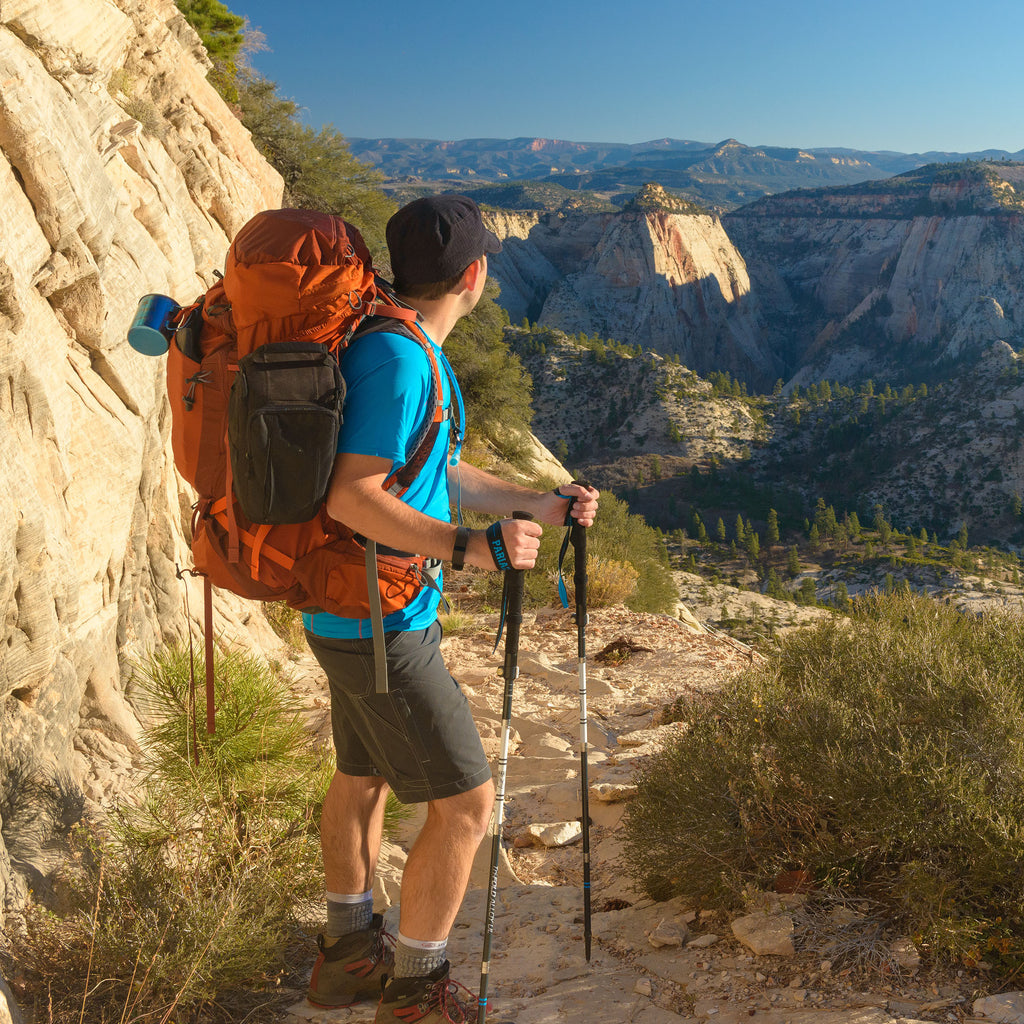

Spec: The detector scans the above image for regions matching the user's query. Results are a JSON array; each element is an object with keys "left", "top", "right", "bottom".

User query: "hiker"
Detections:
[{"left": 303, "top": 194, "right": 599, "bottom": 1021}]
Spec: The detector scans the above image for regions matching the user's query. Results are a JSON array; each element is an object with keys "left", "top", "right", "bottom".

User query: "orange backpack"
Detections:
[{"left": 164, "top": 208, "right": 459, "bottom": 709}]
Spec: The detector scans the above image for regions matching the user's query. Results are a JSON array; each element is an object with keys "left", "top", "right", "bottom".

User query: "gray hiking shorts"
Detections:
[{"left": 305, "top": 621, "right": 493, "bottom": 803}]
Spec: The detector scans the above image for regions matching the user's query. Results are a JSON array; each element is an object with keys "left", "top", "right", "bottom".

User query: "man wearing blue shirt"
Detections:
[{"left": 304, "top": 195, "right": 598, "bottom": 1022}]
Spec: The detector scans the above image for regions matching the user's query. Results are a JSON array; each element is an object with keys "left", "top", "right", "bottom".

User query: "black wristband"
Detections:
[
  {"left": 451, "top": 526, "right": 470, "bottom": 571},
  {"left": 485, "top": 521, "right": 511, "bottom": 570}
]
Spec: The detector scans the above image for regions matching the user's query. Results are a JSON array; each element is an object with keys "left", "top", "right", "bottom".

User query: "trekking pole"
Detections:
[
  {"left": 570, "top": 504, "right": 593, "bottom": 961},
  {"left": 478, "top": 512, "right": 531, "bottom": 1024}
]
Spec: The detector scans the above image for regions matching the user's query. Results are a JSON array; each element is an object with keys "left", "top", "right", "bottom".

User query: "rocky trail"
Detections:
[{"left": 275, "top": 608, "right": 1007, "bottom": 1024}]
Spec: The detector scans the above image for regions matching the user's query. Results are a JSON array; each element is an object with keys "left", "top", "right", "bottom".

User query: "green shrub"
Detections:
[
  {"left": 624, "top": 592, "right": 1024, "bottom": 973},
  {"left": 5, "top": 646, "right": 406, "bottom": 1022}
]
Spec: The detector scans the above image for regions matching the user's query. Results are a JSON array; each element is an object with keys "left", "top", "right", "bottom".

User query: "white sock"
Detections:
[{"left": 394, "top": 931, "right": 447, "bottom": 978}]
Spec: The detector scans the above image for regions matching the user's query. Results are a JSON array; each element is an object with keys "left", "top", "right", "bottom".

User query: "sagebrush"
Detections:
[{"left": 624, "top": 592, "right": 1024, "bottom": 973}]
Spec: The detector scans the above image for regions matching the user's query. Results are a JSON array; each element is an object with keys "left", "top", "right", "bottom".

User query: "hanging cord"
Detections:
[{"left": 175, "top": 564, "right": 205, "bottom": 766}]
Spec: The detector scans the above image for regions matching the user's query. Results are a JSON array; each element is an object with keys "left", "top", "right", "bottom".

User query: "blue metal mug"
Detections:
[{"left": 128, "top": 293, "right": 180, "bottom": 355}]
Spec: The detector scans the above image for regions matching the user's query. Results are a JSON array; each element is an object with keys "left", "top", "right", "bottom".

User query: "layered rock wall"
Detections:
[
  {"left": 486, "top": 206, "right": 780, "bottom": 388},
  {"left": 0, "top": 0, "right": 282, "bottom": 925},
  {"left": 726, "top": 180, "right": 1024, "bottom": 381}
]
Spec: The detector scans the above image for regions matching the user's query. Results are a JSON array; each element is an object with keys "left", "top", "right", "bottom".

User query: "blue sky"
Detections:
[{"left": 229, "top": 0, "right": 1024, "bottom": 154}]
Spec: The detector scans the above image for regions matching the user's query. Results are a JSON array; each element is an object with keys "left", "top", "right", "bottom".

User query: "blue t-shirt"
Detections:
[{"left": 303, "top": 328, "right": 463, "bottom": 639}]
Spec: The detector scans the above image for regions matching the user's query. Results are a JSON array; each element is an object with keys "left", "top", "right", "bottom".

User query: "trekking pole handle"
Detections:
[
  {"left": 567, "top": 482, "right": 590, "bottom": 637},
  {"left": 501, "top": 512, "right": 532, "bottom": 693}
]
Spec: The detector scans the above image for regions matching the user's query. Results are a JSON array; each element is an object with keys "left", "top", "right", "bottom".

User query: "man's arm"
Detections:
[
  {"left": 326, "top": 452, "right": 542, "bottom": 570},
  {"left": 449, "top": 461, "right": 599, "bottom": 527}
]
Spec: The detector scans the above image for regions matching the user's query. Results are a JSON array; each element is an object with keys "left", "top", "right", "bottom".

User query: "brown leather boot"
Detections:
[
  {"left": 374, "top": 961, "right": 480, "bottom": 1023},
  {"left": 306, "top": 913, "right": 394, "bottom": 1008}
]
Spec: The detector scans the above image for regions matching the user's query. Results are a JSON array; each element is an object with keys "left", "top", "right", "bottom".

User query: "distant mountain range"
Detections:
[{"left": 348, "top": 136, "right": 1024, "bottom": 212}]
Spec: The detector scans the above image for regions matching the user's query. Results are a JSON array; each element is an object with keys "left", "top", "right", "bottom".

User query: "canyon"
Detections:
[
  {"left": 485, "top": 167, "right": 1024, "bottom": 395},
  {"left": 2, "top": 4, "right": 1024, "bottom": 1019}
]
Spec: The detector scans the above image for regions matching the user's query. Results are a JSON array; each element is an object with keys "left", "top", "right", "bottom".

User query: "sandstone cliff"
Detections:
[
  {"left": 485, "top": 194, "right": 782, "bottom": 390},
  {"left": 725, "top": 164, "right": 1024, "bottom": 384},
  {"left": 0, "top": 0, "right": 283, "bottom": 925}
]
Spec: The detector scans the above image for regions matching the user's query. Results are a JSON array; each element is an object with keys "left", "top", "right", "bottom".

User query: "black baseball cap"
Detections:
[{"left": 387, "top": 194, "right": 502, "bottom": 287}]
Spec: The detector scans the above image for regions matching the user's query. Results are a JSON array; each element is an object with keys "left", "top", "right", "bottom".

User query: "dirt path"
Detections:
[{"left": 282, "top": 608, "right": 993, "bottom": 1024}]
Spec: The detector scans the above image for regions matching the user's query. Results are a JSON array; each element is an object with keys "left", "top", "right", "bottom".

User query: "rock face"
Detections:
[
  {"left": 0, "top": 0, "right": 282, "bottom": 927},
  {"left": 486, "top": 199, "right": 781, "bottom": 389},
  {"left": 725, "top": 165, "right": 1024, "bottom": 383}
]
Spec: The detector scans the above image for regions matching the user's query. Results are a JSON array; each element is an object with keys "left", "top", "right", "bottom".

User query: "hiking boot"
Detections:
[
  {"left": 307, "top": 913, "right": 394, "bottom": 1008},
  {"left": 375, "top": 961, "right": 480, "bottom": 1023}
]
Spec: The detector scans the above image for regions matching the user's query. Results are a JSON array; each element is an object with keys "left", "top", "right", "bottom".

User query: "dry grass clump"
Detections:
[
  {"left": 3, "top": 646, "right": 404, "bottom": 1022},
  {"left": 122, "top": 95, "right": 167, "bottom": 137},
  {"left": 559, "top": 556, "right": 639, "bottom": 609},
  {"left": 264, "top": 599, "right": 307, "bottom": 653},
  {"left": 624, "top": 592, "right": 1024, "bottom": 976}
]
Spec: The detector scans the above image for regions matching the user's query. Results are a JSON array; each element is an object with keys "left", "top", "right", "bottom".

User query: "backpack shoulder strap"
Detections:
[{"left": 350, "top": 317, "right": 463, "bottom": 495}]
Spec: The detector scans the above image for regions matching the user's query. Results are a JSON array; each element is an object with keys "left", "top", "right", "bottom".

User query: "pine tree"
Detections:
[
  {"left": 787, "top": 545, "right": 801, "bottom": 577},
  {"left": 176, "top": 0, "right": 245, "bottom": 64},
  {"left": 716, "top": 518, "right": 727, "bottom": 543},
  {"left": 814, "top": 497, "right": 828, "bottom": 534},
  {"left": 746, "top": 531, "right": 760, "bottom": 560},
  {"left": 767, "top": 508, "right": 780, "bottom": 545},
  {"left": 692, "top": 512, "right": 708, "bottom": 545}
]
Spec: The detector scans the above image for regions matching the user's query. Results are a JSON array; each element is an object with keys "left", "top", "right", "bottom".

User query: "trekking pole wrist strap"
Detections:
[
  {"left": 451, "top": 525, "right": 471, "bottom": 571},
  {"left": 486, "top": 521, "right": 512, "bottom": 570},
  {"left": 553, "top": 485, "right": 575, "bottom": 526}
]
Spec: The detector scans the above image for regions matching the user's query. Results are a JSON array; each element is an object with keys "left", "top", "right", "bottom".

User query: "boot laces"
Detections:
[{"left": 420, "top": 974, "right": 475, "bottom": 1023}]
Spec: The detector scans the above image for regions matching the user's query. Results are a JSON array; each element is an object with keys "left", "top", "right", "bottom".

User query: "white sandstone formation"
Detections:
[
  {"left": 485, "top": 201, "right": 780, "bottom": 389},
  {"left": 726, "top": 171, "right": 1024, "bottom": 382},
  {"left": 0, "top": 0, "right": 282, "bottom": 925}
]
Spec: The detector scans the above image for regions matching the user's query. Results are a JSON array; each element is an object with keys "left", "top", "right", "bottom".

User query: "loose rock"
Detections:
[
  {"left": 648, "top": 919, "right": 688, "bottom": 948},
  {"left": 523, "top": 821, "right": 583, "bottom": 848},
  {"left": 974, "top": 992, "right": 1024, "bottom": 1023},
  {"left": 731, "top": 911, "right": 796, "bottom": 956}
]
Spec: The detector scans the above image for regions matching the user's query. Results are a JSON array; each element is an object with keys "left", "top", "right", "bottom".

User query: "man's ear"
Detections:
[{"left": 463, "top": 255, "right": 485, "bottom": 292}]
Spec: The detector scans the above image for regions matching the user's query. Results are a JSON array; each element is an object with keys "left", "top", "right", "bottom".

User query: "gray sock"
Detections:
[
  {"left": 326, "top": 890, "right": 374, "bottom": 938},
  {"left": 393, "top": 931, "right": 448, "bottom": 978}
]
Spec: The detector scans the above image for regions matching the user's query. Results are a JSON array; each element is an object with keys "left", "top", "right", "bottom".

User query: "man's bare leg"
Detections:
[
  {"left": 321, "top": 769, "right": 391, "bottom": 894},
  {"left": 397, "top": 778, "right": 495, "bottom": 941}
]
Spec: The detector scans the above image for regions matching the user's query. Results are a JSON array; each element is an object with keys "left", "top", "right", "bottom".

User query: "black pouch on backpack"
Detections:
[{"left": 228, "top": 341, "right": 345, "bottom": 524}]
